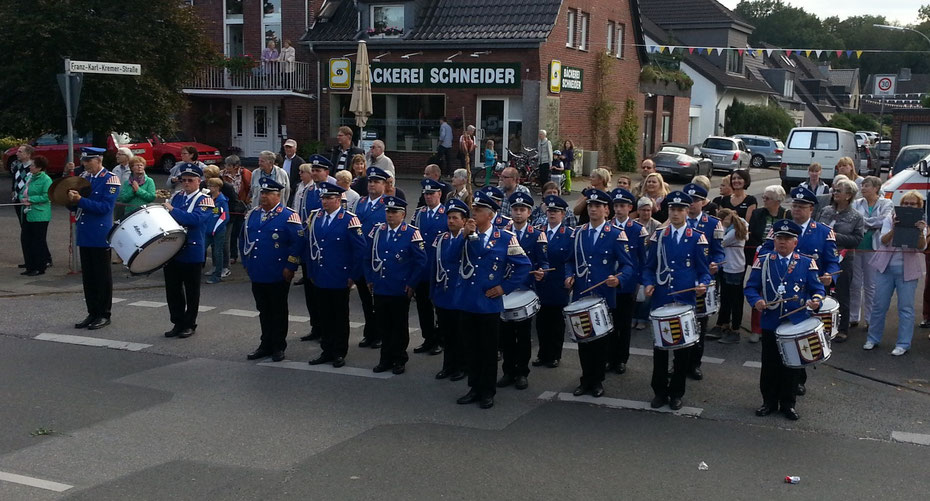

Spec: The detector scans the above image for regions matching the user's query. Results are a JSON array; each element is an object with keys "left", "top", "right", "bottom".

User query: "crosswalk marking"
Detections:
[
  {"left": 128, "top": 300, "right": 167, "bottom": 308},
  {"left": 538, "top": 391, "right": 703, "bottom": 417},
  {"left": 743, "top": 361, "right": 762, "bottom": 368},
  {"left": 111, "top": 297, "right": 127, "bottom": 304},
  {"left": 198, "top": 306, "right": 216, "bottom": 312},
  {"left": 891, "top": 431, "right": 930, "bottom": 446},
  {"left": 561, "top": 343, "right": 724, "bottom": 364},
  {"left": 0, "top": 470, "right": 73, "bottom": 492},
  {"left": 258, "top": 361, "right": 394, "bottom": 379},
  {"left": 288, "top": 315, "right": 311, "bottom": 323},
  {"left": 220, "top": 309, "right": 260, "bottom": 318},
  {"left": 35, "top": 333, "right": 151, "bottom": 352}
]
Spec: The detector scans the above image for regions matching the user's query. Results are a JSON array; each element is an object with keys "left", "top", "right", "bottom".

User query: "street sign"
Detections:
[
  {"left": 874, "top": 74, "right": 896, "bottom": 96},
  {"left": 69, "top": 60, "right": 141, "bottom": 75}
]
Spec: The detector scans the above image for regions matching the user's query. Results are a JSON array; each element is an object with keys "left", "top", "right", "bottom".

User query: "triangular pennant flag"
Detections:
[
  {"left": 715, "top": 47, "right": 723, "bottom": 56},
  {"left": 688, "top": 47, "right": 695, "bottom": 54},
  {"left": 648, "top": 45, "right": 656, "bottom": 53},
  {"left": 815, "top": 50, "right": 823, "bottom": 58},
  {"left": 855, "top": 50, "right": 863, "bottom": 58},
  {"left": 705, "top": 47, "right": 712, "bottom": 54},
  {"left": 803, "top": 50, "right": 812, "bottom": 57},
  {"left": 659, "top": 46, "right": 667, "bottom": 53},
  {"left": 846, "top": 50, "right": 853, "bottom": 57},
  {"left": 835, "top": 50, "right": 843, "bottom": 57},
  {"left": 765, "top": 49, "right": 774, "bottom": 57},
  {"left": 738, "top": 49, "right": 745, "bottom": 56},
  {"left": 786, "top": 50, "right": 793, "bottom": 56},
  {"left": 755, "top": 49, "right": 764, "bottom": 57}
]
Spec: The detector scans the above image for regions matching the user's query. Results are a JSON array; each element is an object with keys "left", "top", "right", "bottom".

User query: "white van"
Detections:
[{"left": 779, "top": 127, "right": 859, "bottom": 188}]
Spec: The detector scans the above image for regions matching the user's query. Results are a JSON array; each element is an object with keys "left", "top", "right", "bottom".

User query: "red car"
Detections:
[
  {"left": 150, "top": 132, "right": 222, "bottom": 173},
  {"left": 3, "top": 131, "right": 153, "bottom": 176}
]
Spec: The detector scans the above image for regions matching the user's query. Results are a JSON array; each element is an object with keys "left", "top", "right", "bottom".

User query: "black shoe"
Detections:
[
  {"left": 413, "top": 343, "right": 433, "bottom": 354},
  {"left": 75, "top": 315, "right": 94, "bottom": 329},
  {"left": 270, "top": 351, "right": 285, "bottom": 362},
  {"left": 514, "top": 375, "right": 528, "bottom": 390},
  {"left": 479, "top": 396, "right": 494, "bottom": 409},
  {"left": 650, "top": 395, "right": 668, "bottom": 409},
  {"left": 496, "top": 374, "right": 516, "bottom": 388},
  {"left": 247, "top": 349, "right": 271, "bottom": 360},
  {"left": 782, "top": 407, "right": 800, "bottom": 421},
  {"left": 689, "top": 367, "right": 704, "bottom": 380},
  {"left": 572, "top": 385, "right": 588, "bottom": 397},
  {"left": 546, "top": 360, "right": 560, "bottom": 368},
  {"left": 605, "top": 362, "right": 615, "bottom": 372},
  {"left": 372, "top": 363, "right": 391, "bottom": 373},
  {"left": 300, "top": 331, "right": 321, "bottom": 342},
  {"left": 392, "top": 364, "right": 406, "bottom": 375},
  {"left": 449, "top": 371, "right": 466, "bottom": 381},
  {"left": 87, "top": 317, "right": 110, "bottom": 330},
  {"left": 669, "top": 398, "right": 683, "bottom": 410},
  {"left": 920, "top": 320, "right": 930, "bottom": 329},
  {"left": 18, "top": 263, "right": 26, "bottom": 268},
  {"left": 164, "top": 326, "right": 182, "bottom": 338},
  {"left": 591, "top": 384, "right": 605, "bottom": 398},
  {"left": 795, "top": 384, "right": 806, "bottom": 396},
  {"left": 309, "top": 354, "right": 335, "bottom": 365},
  {"left": 755, "top": 404, "right": 776, "bottom": 417},
  {"left": 332, "top": 357, "right": 345, "bottom": 368},
  {"left": 615, "top": 363, "right": 627, "bottom": 375},
  {"left": 371, "top": 340, "right": 382, "bottom": 349},
  {"left": 20, "top": 270, "right": 33, "bottom": 276},
  {"left": 457, "top": 390, "right": 479, "bottom": 404},
  {"left": 436, "top": 369, "right": 452, "bottom": 379},
  {"left": 429, "top": 345, "right": 443, "bottom": 355},
  {"left": 358, "top": 337, "right": 373, "bottom": 348},
  {"left": 531, "top": 358, "right": 546, "bottom": 367},
  {"left": 177, "top": 328, "right": 195, "bottom": 339}
]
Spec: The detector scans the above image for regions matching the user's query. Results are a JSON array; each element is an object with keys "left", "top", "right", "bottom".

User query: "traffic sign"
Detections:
[
  {"left": 874, "top": 74, "right": 896, "bottom": 96},
  {"left": 69, "top": 60, "right": 142, "bottom": 75}
]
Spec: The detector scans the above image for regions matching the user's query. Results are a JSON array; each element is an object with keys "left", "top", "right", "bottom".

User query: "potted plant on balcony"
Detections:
[{"left": 224, "top": 54, "right": 257, "bottom": 86}]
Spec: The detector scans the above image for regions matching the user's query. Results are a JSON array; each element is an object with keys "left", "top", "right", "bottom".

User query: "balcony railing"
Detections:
[{"left": 186, "top": 61, "right": 312, "bottom": 94}]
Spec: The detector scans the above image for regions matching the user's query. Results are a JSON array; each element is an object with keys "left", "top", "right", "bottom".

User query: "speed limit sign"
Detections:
[{"left": 874, "top": 75, "right": 896, "bottom": 96}]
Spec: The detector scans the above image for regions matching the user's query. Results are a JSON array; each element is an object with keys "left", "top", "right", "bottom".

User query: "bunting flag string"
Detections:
[{"left": 639, "top": 43, "right": 930, "bottom": 58}]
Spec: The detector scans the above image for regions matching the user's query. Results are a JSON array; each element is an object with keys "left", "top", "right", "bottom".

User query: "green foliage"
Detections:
[
  {"left": 615, "top": 99, "right": 639, "bottom": 173},
  {"left": 0, "top": 136, "right": 27, "bottom": 153},
  {"left": 724, "top": 100, "right": 795, "bottom": 139},
  {"left": 297, "top": 140, "right": 327, "bottom": 159},
  {"left": 735, "top": 0, "right": 840, "bottom": 48},
  {"left": 825, "top": 112, "right": 881, "bottom": 132},
  {"left": 922, "top": 94, "right": 930, "bottom": 108},
  {"left": 0, "top": 0, "right": 219, "bottom": 140},
  {"left": 640, "top": 65, "right": 694, "bottom": 91},
  {"left": 589, "top": 52, "right": 616, "bottom": 153},
  {"left": 222, "top": 54, "right": 259, "bottom": 76}
]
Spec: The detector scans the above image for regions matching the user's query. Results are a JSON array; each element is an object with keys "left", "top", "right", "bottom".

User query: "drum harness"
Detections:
[
  {"left": 760, "top": 254, "right": 794, "bottom": 311},
  {"left": 241, "top": 202, "right": 271, "bottom": 258},
  {"left": 460, "top": 231, "right": 478, "bottom": 280},
  {"left": 573, "top": 224, "right": 591, "bottom": 287},
  {"left": 306, "top": 210, "right": 322, "bottom": 262},
  {"left": 435, "top": 230, "right": 459, "bottom": 290},
  {"left": 655, "top": 230, "right": 673, "bottom": 287},
  {"left": 370, "top": 224, "right": 385, "bottom": 276}
]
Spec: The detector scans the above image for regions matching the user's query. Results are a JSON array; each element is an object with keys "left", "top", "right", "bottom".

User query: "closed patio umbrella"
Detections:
[{"left": 349, "top": 40, "right": 373, "bottom": 146}]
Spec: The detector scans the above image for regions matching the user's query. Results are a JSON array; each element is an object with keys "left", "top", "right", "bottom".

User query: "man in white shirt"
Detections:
[{"left": 281, "top": 139, "right": 305, "bottom": 206}]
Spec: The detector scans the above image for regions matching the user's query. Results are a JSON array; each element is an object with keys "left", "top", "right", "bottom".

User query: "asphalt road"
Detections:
[{"left": 1, "top": 167, "right": 929, "bottom": 499}]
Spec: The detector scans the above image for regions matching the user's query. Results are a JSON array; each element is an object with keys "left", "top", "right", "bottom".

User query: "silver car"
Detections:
[
  {"left": 734, "top": 134, "right": 784, "bottom": 168},
  {"left": 700, "top": 136, "right": 751, "bottom": 172}
]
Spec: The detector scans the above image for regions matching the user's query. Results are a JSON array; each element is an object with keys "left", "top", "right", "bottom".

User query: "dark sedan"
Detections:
[{"left": 651, "top": 143, "right": 713, "bottom": 180}]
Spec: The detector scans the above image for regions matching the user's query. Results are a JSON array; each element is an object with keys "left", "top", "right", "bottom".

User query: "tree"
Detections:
[
  {"left": 735, "top": 0, "right": 840, "bottom": 48},
  {"left": 615, "top": 99, "right": 639, "bottom": 172},
  {"left": 0, "top": 0, "right": 217, "bottom": 140},
  {"left": 724, "top": 100, "right": 795, "bottom": 140},
  {"left": 825, "top": 112, "right": 881, "bottom": 132}
]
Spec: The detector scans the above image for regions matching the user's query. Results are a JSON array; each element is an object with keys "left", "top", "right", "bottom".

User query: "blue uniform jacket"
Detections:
[
  {"left": 758, "top": 220, "right": 840, "bottom": 275},
  {"left": 642, "top": 225, "right": 712, "bottom": 309},
  {"left": 77, "top": 169, "right": 119, "bottom": 247},
  {"left": 536, "top": 223, "right": 575, "bottom": 307},
  {"left": 566, "top": 222, "right": 635, "bottom": 309},
  {"left": 458, "top": 228, "right": 532, "bottom": 314},
  {"left": 307, "top": 208, "right": 367, "bottom": 289},
  {"left": 493, "top": 213, "right": 512, "bottom": 228},
  {"left": 744, "top": 252, "right": 826, "bottom": 331},
  {"left": 507, "top": 223, "right": 549, "bottom": 289},
  {"left": 356, "top": 195, "right": 387, "bottom": 234},
  {"left": 611, "top": 217, "right": 648, "bottom": 294},
  {"left": 689, "top": 213, "right": 725, "bottom": 266},
  {"left": 430, "top": 230, "right": 465, "bottom": 310},
  {"left": 301, "top": 186, "right": 322, "bottom": 221},
  {"left": 366, "top": 222, "right": 427, "bottom": 296},
  {"left": 240, "top": 203, "right": 305, "bottom": 283},
  {"left": 413, "top": 203, "right": 450, "bottom": 283},
  {"left": 169, "top": 190, "right": 214, "bottom": 263}
]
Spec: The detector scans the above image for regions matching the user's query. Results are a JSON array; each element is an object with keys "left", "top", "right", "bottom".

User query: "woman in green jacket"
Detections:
[
  {"left": 20, "top": 155, "right": 52, "bottom": 276},
  {"left": 117, "top": 156, "right": 156, "bottom": 214}
]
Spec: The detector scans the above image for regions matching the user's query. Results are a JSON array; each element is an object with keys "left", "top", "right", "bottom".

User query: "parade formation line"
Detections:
[{"left": 0, "top": 470, "right": 73, "bottom": 493}]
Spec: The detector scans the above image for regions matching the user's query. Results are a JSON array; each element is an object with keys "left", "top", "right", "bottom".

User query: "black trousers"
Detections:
[
  {"left": 22, "top": 221, "right": 49, "bottom": 272},
  {"left": 437, "top": 145, "right": 452, "bottom": 176},
  {"left": 227, "top": 214, "right": 244, "bottom": 261},
  {"left": 79, "top": 247, "right": 112, "bottom": 319},
  {"left": 300, "top": 264, "right": 321, "bottom": 334},
  {"left": 14, "top": 205, "right": 23, "bottom": 227},
  {"left": 437, "top": 307, "right": 465, "bottom": 372},
  {"left": 375, "top": 294, "right": 410, "bottom": 367},
  {"left": 461, "top": 311, "right": 500, "bottom": 398},
  {"left": 164, "top": 260, "right": 202, "bottom": 330},
  {"left": 414, "top": 281, "right": 439, "bottom": 347},
  {"left": 537, "top": 163, "right": 551, "bottom": 187},
  {"left": 690, "top": 317, "right": 708, "bottom": 370},
  {"left": 761, "top": 329, "right": 800, "bottom": 408},
  {"left": 609, "top": 293, "right": 635, "bottom": 366},
  {"left": 536, "top": 304, "right": 565, "bottom": 362},
  {"left": 356, "top": 276, "right": 379, "bottom": 342},
  {"left": 500, "top": 318, "right": 532, "bottom": 377},
  {"left": 717, "top": 281, "right": 745, "bottom": 328},
  {"left": 579, "top": 334, "right": 610, "bottom": 387},
  {"left": 252, "top": 281, "right": 290, "bottom": 352},
  {"left": 652, "top": 346, "right": 691, "bottom": 399},
  {"left": 316, "top": 286, "right": 350, "bottom": 358}
]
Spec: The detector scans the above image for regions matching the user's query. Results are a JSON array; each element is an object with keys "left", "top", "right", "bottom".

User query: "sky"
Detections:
[{"left": 718, "top": 0, "right": 921, "bottom": 25}]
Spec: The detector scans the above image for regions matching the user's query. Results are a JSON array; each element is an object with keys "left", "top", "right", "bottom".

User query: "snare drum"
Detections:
[
  {"left": 108, "top": 204, "right": 187, "bottom": 275},
  {"left": 501, "top": 290, "right": 541, "bottom": 322},
  {"left": 775, "top": 317, "right": 831, "bottom": 368},
  {"left": 813, "top": 296, "right": 840, "bottom": 340},
  {"left": 563, "top": 296, "right": 613, "bottom": 343},
  {"left": 650, "top": 303, "right": 699, "bottom": 350},
  {"left": 695, "top": 282, "right": 719, "bottom": 318}
]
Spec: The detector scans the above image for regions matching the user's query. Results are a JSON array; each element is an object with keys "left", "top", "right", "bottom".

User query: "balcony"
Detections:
[{"left": 184, "top": 61, "right": 313, "bottom": 97}]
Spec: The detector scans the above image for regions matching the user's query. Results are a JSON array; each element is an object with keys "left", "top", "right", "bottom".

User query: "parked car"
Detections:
[
  {"left": 734, "top": 134, "right": 784, "bottom": 168},
  {"left": 877, "top": 140, "right": 891, "bottom": 169},
  {"left": 891, "top": 144, "right": 930, "bottom": 176},
  {"left": 700, "top": 136, "right": 751, "bottom": 172},
  {"left": 150, "top": 132, "right": 222, "bottom": 173},
  {"left": 779, "top": 127, "right": 859, "bottom": 188},
  {"left": 2, "top": 131, "right": 150, "bottom": 176},
  {"left": 651, "top": 143, "right": 713, "bottom": 180},
  {"left": 881, "top": 157, "right": 930, "bottom": 209},
  {"left": 856, "top": 131, "right": 879, "bottom": 145}
]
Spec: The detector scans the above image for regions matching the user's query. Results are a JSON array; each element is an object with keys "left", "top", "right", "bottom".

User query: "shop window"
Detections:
[
  {"left": 726, "top": 48, "right": 743, "bottom": 74},
  {"left": 578, "top": 12, "right": 589, "bottom": 51},
  {"left": 371, "top": 5, "right": 404, "bottom": 36},
  {"left": 606, "top": 21, "right": 615, "bottom": 54},
  {"left": 617, "top": 24, "right": 625, "bottom": 58},
  {"left": 566, "top": 9, "right": 576, "bottom": 48},
  {"left": 331, "top": 94, "right": 445, "bottom": 152}
]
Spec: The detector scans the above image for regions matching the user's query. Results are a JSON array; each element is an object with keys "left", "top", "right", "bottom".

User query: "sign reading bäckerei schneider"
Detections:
[{"left": 329, "top": 60, "right": 521, "bottom": 89}]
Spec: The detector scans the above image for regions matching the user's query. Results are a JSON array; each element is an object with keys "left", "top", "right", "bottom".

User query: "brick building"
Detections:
[{"left": 890, "top": 108, "right": 930, "bottom": 163}]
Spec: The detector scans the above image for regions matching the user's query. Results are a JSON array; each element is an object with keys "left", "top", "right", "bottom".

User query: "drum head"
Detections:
[
  {"left": 821, "top": 296, "right": 839, "bottom": 310},
  {"left": 127, "top": 230, "right": 186, "bottom": 274},
  {"left": 503, "top": 290, "right": 538, "bottom": 309},
  {"left": 651, "top": 302, "right": 693, "bottom": 317},
  {"left": 565, "top": 296, "right": 604, "bottom": 313},
  {"left": 776, "top": 317, "right": 823, "bottom": 336}
]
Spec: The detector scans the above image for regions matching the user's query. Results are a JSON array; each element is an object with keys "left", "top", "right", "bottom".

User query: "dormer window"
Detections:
[{"left": 370, "top": 4, "right": 404, "bottom": 37}]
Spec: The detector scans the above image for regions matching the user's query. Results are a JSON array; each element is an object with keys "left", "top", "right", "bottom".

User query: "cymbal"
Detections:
[{"left": 49, "top": 176, "right": 91, "bottom": 206}]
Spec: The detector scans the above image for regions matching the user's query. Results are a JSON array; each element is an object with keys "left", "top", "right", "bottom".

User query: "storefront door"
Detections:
[
  {"left": 232, "top": 100, "right": 279, "bottom": 158},
  {"left": 477, "top": 97, "right": 522, "bottom": 162}
]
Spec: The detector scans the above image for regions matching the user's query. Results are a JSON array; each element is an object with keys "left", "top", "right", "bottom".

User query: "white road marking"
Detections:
[
  {"left": 258, "top": 361, "right": 394, "bottom": 379},
  {"left": 288, "top": 315, "right": 311, "bottom": 323},
  {"left": 891, "top": 431, "right": 930, "bottom": 446},
  {"left": 743, "top": 361, "right": 762, "bottom": 368},
  {"left": 128, "top": 300, "right": 167, "bottom": 308},
  {"left": 0, "top": 470, "right": 73, "bottom": 492},
  {"left": 198, "top": 305, "right": 216, "bottom": 312},
  {"left": 35, "top": 333, "right": 151, "bottom": 352},
  {"left": 349, "top": 322, "right": 365, "bottom": 329},
  {"left": 111, "top": 297, "right": 126, "bottom": 304},
  {"left": 409, "top": 327, "right": 420, "bottom": 333},
  {"left": 220, "top": 309, "right": 260, "bottom": 317},
  {"left": 539, "top": 392, "right": 703, "bottom": 417},
  {"left": 561, "top": 343, "right": 723, "bottom": 363}
]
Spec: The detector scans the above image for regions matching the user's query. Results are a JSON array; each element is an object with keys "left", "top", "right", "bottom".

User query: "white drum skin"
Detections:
[
  {"left": 108, "top": 205, "right": 187, "bottom": 275},
  {"left": 501, "top": 289, "right": 541, "bottom": 322}
]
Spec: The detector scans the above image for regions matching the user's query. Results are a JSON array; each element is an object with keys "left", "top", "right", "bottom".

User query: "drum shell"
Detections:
[
  {"left": 563, "top": 296, "right": 613, "bottom": 343},
  {"left": 501, "top": 290, "right": 541, "bottom": 322},
  {"left": 108, "top": 204, "right": 187, "bottom": 275},
  {"left": 775, "top": 318, "right": 831, "bottom": 368},
  {"left": 814, "top": 296, "right": 840, "bottom": 340},
  {"left": 650, "top": 303, "right": 699, "bottom": 350},
  {"left": 694, "top": 282, "right": 719, "bottom": 318}
]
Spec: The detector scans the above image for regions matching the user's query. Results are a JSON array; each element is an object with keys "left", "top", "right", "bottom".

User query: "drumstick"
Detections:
[
  {"left": 669, "top": 285, "right": 706, "bottom": 295},
  {"left": 779, "top": 304, "right": 809, "bottom": 319},
  {"left": 765, "top": 295, "right": 798, "bottom": 307},
  {"left": 0, "top": 202, "right": 28, "bottom": 207},
  {"left": 824, "top": 270, "right": 843, "bottom": 276},
  {"left": 539, "top": 268, "right": 556, "bottom": 272},
  {"left": 579, "top": 278, "right": 610, "bottom": 295}
]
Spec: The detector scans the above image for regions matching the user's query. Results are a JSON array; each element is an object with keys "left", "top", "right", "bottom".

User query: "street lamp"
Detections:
[{"left": 873, "top": 24, "right": 930, "bottom": 47}]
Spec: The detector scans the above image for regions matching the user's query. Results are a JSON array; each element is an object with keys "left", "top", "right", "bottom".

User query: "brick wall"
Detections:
[
  {"left": 672, "top": 96, "right": 690, "bottom": 145},
  {"left": 192, "top": 0, "right": 224, "bottom": 49},
  {"left": 181, "top": 98, "right": 233, "bottom": 154},
  {"left": 282, "top": 97, "right": 314, "bottom": 150}
]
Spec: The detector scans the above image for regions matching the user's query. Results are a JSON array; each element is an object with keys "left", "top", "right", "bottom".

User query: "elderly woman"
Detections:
[
  {"left": 447, "top": 168, "right": 473, "bottom": 206},
  {"left": 117, "top": 156, "right": 155, "bottom": 214},
  {"left": 531, "top": 181, "right": 577, "bottom": 228},
  {"left": 222, "top": 155, "right": 251, "bottom": 265},
  {"left": 20, "top": 155, "right": 52, "bottom": 276},
  {"left": 112, "top": 147, "right": 133, "bottom": 184},
  {"left": 537, "top": 129, "right": 553, "bottom": 188},
  {"left": 167, "top": 146, "right": 208, "bottom": 190},
  {"left": 249, "top": 150, "right": 290, "bottom": 207},
  {"left": 817, "top": 178, "right": 864, "bottom": 342},
  {"left": 335, "top": 170, "right": 360, "bottom": 212},
  {"left": 574, "top": 167, "right": 612, "bottom": 225},
  {"left": 349, "top": 153, "right": 368, "bottom": 197},
  {"left": 865, "top": 190, "right": 928, "bottom": 356},
  {"left": 850, "top": 176, "right": 893, "bottom": 328}
]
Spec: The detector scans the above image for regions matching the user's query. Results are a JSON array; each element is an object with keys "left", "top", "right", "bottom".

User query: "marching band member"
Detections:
[
  {"left": 242, "top": 178, "right": 305, "bottom": 362},
  {"left": 456, "top": 190, "right": 531, "bottom": 409},
  {"left": 745, "top": 220, "right": 825, "bottom": 421},
  {"left": 480, "top": 185, "right": 512, "bottom": 228},
  {"left": 497, "top": 192, "right": 548, "bottom": 391},
  {"left": 162, "top": 163, "right": 214, "bottom": 339},
  {"left": 298, "top": 154, "right": 335, "bottom": 342},
  {"left": 354, "top": 166, "right": 391, "bottom": 349},
  {"left": 432, "top": 199, "right": 470, "bottom": 381},
  {"left": 411, "top": 178, "right": 449, "bottom": 356},
  {"left": 306, "top": 182, "right": 367, "bottom": 368},
  {"left": 564, "top": 189, "right": 635, "bottom": 398},
  {"left": 682, "top": 183, "right": 725, "bottom": 380},
  {"left": 365, "top": 196, "right": 427, "bottom": 375},
  {"left": 607, "top": 187, "right": 649, "bottom": 374},
  {"left": 533, "top": 195, "right": 575, "bottom": 369},
  {"left": 643, "top": 191, "right": 711, "bottom": 410}
]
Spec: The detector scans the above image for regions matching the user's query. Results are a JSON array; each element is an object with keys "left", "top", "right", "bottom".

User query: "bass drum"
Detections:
[{"left": 108, "top": 204, "right": 187, "bottom": 275}]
